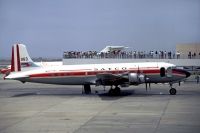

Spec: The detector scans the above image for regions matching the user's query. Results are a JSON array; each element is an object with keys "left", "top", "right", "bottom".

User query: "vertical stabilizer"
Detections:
[{"left": 10, "top": 43, "right": 38, "bottom": 72}]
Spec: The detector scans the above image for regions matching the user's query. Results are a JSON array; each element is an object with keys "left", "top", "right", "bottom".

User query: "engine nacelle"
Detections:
[{"left": 128, "top": 73, "right": 145, "bottom": 84}]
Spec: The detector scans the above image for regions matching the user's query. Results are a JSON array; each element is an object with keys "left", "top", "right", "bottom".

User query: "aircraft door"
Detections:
[{"left": 160, "top": 67, "right": 165, "bottom": 77}]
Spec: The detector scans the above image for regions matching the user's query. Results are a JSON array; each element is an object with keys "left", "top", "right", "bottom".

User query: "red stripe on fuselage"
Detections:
[
  {"left": 30, "top": 72, "right": 87, "bottom": 78},
  {"left": 129, "top": 66, "right": 159, "bottom": 69},
  {"left": 29, "top": 68, "right": 187, "bottom": 79},
  {"left": 29, "top": 69, "right": 161, "bottom": 78}
]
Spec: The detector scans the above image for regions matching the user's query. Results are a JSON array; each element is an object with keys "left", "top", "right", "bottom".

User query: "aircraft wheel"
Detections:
[
  {"left": 169, "top": 88, "right": 176, "bottom": 95},
  {"left": 115, "top": 87, "right": 121, "bottom": 95},
  {"left": 108, "top": 89, "right": 114, "bottom": 95},
  {"left": 84, "top": 84, "right": 91, "bottom": 94},
  {"left": 108, "top": 87, "right": 121, "bottom": 96}
]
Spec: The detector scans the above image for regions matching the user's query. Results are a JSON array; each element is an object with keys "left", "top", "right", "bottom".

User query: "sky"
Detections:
[{"left": 0, "top": 0, "right": 200, "bottom": 58}]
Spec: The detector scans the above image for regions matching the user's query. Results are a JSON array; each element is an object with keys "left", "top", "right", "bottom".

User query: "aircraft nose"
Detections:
[
  {"left": 173, "top": 68, "right": 191, "bottom": 78},
  {"left": 180, "top": 69, "right": 191, "bottom": 78},
  {"left": 185, "top": 70, "right": 191, "bottom": 78}
]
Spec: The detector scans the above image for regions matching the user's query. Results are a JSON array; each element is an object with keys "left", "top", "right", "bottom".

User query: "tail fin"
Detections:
[{"left": 11, "top": 43, "right": 38, "bottom": 72}]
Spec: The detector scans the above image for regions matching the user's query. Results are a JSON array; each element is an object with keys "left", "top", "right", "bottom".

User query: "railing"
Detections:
[{"left": 63, "top": 51, "right": 200, "bottom": 59}]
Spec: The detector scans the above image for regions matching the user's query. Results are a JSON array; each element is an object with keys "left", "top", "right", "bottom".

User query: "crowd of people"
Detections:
[{"left": 63, "top": 50, "right": 200, "bottom": 59}]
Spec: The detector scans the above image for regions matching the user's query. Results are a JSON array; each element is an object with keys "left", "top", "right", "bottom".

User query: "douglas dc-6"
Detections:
[{"left": 5, "top": 44, "right": 190, "bottom": 95}]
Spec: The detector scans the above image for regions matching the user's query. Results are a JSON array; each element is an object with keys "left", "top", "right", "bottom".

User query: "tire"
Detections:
[
  {"left": 108, "top": 89, "right": 115, "bottom": 95},
  {"left": 109, "top": 87, "right": 121, "bottom": 96},
  {"left": 169, "top": 88, "right": 177, "bottom": 95},
  {"left": 84, "top": 84, "right": 91, "bottom": 94},
  {"left": 115, "top": 87, "right": 121, "bottom": 95}
]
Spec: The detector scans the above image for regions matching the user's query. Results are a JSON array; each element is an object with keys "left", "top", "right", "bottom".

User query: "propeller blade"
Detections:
[
  {"left": 149, "top": 83, "right": 151, "bottom": 90},
  {"left": 145, "top": 83, "right": 147, "bottom": 91}
]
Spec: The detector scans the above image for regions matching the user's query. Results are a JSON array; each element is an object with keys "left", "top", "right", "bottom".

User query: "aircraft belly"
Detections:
[
  {"left": 146, "top": 75, "right": 179, "bottom": 83},
  {"left": 27, "top": 76, "right": 96, "bottom": 85},
  {"left": 24, "top": 74, "right": 185, "bottom": 85}
]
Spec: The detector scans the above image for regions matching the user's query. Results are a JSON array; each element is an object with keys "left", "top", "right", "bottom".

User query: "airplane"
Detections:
[
  {"left": 5, "top": 44, "right": 190, "bottom": 95},
  {"left": 0, "top": 65, "right": 11, "bottom": 75},
  {"left": 99, "top": 45, "right": 128, "bottom": 53}
]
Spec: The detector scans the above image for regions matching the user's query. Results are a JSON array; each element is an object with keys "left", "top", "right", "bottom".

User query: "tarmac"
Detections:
[{"left": 0, "top": 78, "right": 200, "bottom": 133}]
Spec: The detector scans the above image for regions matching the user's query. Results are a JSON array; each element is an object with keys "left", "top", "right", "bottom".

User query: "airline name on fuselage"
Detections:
[
  {"left": 56, "top": 67, "right": 132, "bottom": 73},
  {"left": 94, "top": 67, "right": 128, "bottom": 71}
]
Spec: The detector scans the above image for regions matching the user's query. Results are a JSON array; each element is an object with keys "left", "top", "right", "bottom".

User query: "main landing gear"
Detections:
[
  {"left": 83, "top": 84, "right": 121, "bottom": 95},
  {"left": 108, "top": 86, "right": 121, "bottom": 96},
  {"left": 169, "top": 84, "right": 177, "bottom": 95},
  {"left": 83, "top": 84, "right": 91, "bottom": 94}
]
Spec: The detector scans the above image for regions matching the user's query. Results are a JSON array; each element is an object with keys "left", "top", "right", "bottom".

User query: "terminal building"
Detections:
[
  {"left": 63, "top": 44, "right": 200, "bottom": 75},
  {"left": 176, "top": 43, "right": 200, "bottom": 59}
]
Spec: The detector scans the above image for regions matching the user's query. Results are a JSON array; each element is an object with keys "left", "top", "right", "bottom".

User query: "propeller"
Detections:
[
  {"left": 145, "top": 75, "right": 148, "bottom": 91},
  {"left": 149, "top": 83, "right": 151, "bottom": 90},
  {"left": 145, "top": 83, "right": 147, "bottom": 91}
]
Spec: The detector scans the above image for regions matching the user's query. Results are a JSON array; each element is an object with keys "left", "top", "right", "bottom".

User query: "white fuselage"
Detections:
[{"left": 6, "top": 62, "right": 187, "bottom": 85}]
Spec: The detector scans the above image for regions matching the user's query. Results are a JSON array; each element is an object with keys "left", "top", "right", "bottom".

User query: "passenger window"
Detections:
[{"left": 160, "top": 67, "right": 165, "bottom": 77}]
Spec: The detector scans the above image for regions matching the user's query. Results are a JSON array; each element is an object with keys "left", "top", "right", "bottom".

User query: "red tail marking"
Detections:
[
  {"left": 11, "top": 46, "right": 15, "bottom": 72},
  {"left": 16, "top": 44, "right": 21, "bottom": 71}
]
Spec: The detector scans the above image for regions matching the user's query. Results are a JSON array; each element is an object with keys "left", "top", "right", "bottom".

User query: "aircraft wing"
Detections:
[
  {"left": 97, "top": 73, "right": 121, "bottom": 79},
  {"left": 96, "top": 73, "right": 128, "bottom": 85}
]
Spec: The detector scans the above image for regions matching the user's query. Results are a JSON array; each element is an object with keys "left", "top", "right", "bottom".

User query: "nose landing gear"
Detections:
[
  {"left": 169, "top": 83, "right": 177, "bottom": 95},
  {"left": 169, "top": 88, "right": 177, "bottom": 95}
]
